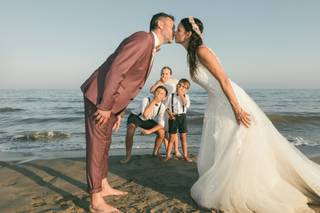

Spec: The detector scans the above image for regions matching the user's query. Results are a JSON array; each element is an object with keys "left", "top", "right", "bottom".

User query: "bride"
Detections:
[{"left": 175, "top": 16, "right": 320, "bottom": 213}]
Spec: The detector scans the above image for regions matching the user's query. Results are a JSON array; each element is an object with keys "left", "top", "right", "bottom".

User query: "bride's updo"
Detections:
[{"left": 180, "top": 17, "right": 204, "bottom": 78}]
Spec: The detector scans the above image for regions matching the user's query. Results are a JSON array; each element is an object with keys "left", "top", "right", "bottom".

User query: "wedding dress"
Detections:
[{"left": 190, "top": 48, "right": 320, "bottom": 213}]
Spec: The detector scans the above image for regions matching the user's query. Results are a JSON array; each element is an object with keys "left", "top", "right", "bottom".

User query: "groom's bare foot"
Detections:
[
  {"left": 90, "top": 203, "right": 120, "bottom": 213},
  {"left": 100, "top": 178, "right": 128, "bottom": 197},
  {"left": 91, "top": 192, "right": 120, "bottom": 213},
  {"left": 120, "top": 156, "right": 131, "bottom": 164},
  {"left": 101, "top": 187, "right": 128, "bottom": 197}
]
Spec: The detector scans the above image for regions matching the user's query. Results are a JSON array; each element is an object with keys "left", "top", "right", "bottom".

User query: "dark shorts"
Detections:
[
  {"left": 127, "top": 113, "right": 158, "bottom": 130},
  {"left": 168, "top": 114, "right": 188, "bottom": 134}
]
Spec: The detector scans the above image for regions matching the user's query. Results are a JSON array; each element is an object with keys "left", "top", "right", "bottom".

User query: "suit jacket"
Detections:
[{"left": 81, "top": 31, "right": 155, "bottom": 114}]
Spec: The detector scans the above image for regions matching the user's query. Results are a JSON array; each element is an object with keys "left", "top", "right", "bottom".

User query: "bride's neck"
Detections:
[{"left": 182, "top": 41, "right": 189, "bottom": 50}]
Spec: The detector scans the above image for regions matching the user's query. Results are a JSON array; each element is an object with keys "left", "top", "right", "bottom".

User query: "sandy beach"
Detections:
[
  {"left": 0, "top": 154, "right": 205, "bottom": 212},
  {"left": 1, "top": 155, "right": 320, "bottom": 212}
]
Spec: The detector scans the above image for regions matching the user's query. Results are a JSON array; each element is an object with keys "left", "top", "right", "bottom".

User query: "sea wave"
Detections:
[
  {"left": 20, "top": 117, "right": 83, "bottom": 124},
  {"left": 74, "top": 110, "right": 84, "bottom": 115},
  {"left": 185, "top": 113, "right": 320, "bottom": 127},
  {"left": 20, "top": 98, "right": 43, "bottom": 102},
  {"left": 55, "top": 106, "right": 76, "bottom": 110},
  {"left": 287, "top": 136, "right": 319, "bottom": 147},
  {"left": 0, "top": 107, "right": 24, "bottom": 113},
  {"left": 188, "top": 116, "right": 204, "bottom": 125},
  {"left": 267, "top": 113, "right": 320, "bottom": 125},
  {"left": 11, "top": 131, "right": 71, "bottom": 141}
]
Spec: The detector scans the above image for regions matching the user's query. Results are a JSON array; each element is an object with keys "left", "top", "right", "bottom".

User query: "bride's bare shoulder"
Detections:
[
  {"left": 196, "top": 45, "right": 213, "bottom": 61},
  {"left": 197, "top": 44, "right": 208, "bottom": 51}
]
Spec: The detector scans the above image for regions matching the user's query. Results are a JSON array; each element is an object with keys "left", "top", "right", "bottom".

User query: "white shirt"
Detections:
[
  {"left": 155, "top": 78, "right": 178, "bottom": 108},
  {"left": 146, "top": 32, "right": 160, "bottom": 73},
  {"left": 151, "top": 31, "right": 160, "bottom": 48},
  {"left": 161, "top": 78, "right": 179, "bottom": 95},
  {"left": 132, "top": 97, "right": 166, "bottom": 127},
  {"left": 166, "top": 93, "right": 190, "bottom": 114}
]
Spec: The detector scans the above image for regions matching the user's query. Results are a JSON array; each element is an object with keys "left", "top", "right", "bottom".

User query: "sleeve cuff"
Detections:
[{"left": 96, "top": 103, "right": 113, "bottom": 111}]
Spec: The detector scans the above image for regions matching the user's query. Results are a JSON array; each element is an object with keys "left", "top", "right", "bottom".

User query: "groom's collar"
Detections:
[{"left": 151, "top": 31, "right": 160, "bottom": 48}]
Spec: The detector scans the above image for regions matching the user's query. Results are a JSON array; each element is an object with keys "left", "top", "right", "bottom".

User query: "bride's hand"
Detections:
[{"left": 234, "top": 107, "right": 251, "bottom": 128}]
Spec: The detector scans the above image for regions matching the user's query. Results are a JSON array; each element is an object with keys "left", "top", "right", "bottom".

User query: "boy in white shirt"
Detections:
[
  {"left": 120, "top": 86, "right": 168, "bottom": 164},
  {"left": 165, "top": 79, "right": 192, "bottom": 162},
  {"left": 150, "top": 66, "right": 181, "bottom": 157}
]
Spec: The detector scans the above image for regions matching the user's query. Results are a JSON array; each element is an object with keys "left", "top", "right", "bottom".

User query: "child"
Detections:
[
  {"left": 150, "top": 66, "right": 181, "bottom": 157},
  {"left": 150, "top": 66, "right": 179, "bottom": 95},
  {"left": 120, "top": 86, "right": 168, "bottom": 164},
  {"left": 165, "top": 79, "right": 192, "bottom": 162}
]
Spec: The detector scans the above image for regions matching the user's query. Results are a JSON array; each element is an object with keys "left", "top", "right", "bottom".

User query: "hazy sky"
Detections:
[{"left": 0, "top": 0, "right": 319, "bottom": 89}]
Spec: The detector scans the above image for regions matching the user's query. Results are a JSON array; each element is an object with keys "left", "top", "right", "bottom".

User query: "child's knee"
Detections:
[
  {"left": 127, "top": 123, "right": 137, "bottom": 132},
  {"left": 157, "top": 129, "right": 165, "bottom": 138},
  {"left": 169, "top": 134, "right": 177, "bottom": 141},
  {"left": 180, "top": 132, "right": 187, "bottom": 137},
  {"left": 170, "top": 133, "right": 177, "bottom": 137}
]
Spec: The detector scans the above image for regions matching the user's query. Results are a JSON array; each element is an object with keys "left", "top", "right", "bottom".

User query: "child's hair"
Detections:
[
  {"left": 155, "top": 85, "right": 168, "bottom": 96},
  {"left": 178, "top": 78, "right": 191, "bottom": 89},
  {"left": 161, "top": 66, "right": 172, "bottom": 75}
]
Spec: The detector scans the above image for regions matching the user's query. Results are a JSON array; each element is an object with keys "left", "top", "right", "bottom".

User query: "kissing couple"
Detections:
[{"left": 81, "top": 12, "right": 320, "bottom": 213}]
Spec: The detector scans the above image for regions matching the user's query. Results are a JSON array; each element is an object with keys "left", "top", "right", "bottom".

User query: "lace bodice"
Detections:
[{"left": 191, "top": 48, "right": 224, "bottom": 96}]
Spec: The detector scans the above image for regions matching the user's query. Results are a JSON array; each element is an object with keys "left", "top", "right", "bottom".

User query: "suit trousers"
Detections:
[{"left": 84, "top": 97, "right": 116, "bottom": 193}]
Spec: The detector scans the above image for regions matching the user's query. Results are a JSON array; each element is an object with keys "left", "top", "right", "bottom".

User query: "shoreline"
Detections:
[
  {"left": 1, "top": 144, "right": 320, "bottom": 163},
  {"left": 0, "top": 146, "right": 203, "bottom": 163}
]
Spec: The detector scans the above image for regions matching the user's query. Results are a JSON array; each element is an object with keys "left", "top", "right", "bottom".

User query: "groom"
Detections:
[{"left": 81, "top": 12, "right": 175, "bottom": 212}]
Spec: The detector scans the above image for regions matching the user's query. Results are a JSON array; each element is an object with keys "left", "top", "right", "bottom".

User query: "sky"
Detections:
[{"left": 0, "top": 0, "right": 319, "bottom": 90}]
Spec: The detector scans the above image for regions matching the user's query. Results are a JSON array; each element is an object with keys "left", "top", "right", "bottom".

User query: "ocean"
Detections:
[{"left": 0, "top": 88, "right": 320, "bottom": 159}]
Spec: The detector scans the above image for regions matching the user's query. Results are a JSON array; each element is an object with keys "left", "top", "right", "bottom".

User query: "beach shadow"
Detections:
[
  {"left": 68, "top": 155, "right": 210, "bottom": 211},
  {"left": 107, "top": 155, "right": 209, "bottom": 211},
  {"left": 0, "top": 161, "right": 89, "bottom": 211},
  {"left": 25, "top": 162, "right": 87, "bottom": 192}
]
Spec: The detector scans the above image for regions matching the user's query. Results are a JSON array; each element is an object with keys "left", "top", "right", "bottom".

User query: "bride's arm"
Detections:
[{"left": 197, "top": 47, "right": 251, "bottom": 128}]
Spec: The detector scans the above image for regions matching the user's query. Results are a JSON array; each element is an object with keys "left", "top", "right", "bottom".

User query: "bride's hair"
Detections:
[{"left": 180, "top": 17, "right": 204, "bottom": 78}]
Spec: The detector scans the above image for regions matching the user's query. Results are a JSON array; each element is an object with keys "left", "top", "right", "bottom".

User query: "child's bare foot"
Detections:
[
  {"left": 152, "top": 151, "right": 160, "bottom": 157},
  {"left": 183, "top": 156, "right": 193, "bottom": 162},
  {"left": 174, "top": 155, "right": 182, "bottom": 160},
  {"left": 152, "top": 153, "right": 163, "bottom": 160},
  {"left": 174, "top": 151, "right": 182, "bottom": 158},
  {"left": 162, "top": 156, "right": 172, "bottom": 162},
  {"left": 120, "top": 156, "right": 131, "bottom": 164},
  {"left": 158, "top": 155, "right": 164, "bottom": 160}
]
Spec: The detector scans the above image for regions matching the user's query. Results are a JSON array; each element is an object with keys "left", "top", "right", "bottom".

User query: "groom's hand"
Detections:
[
  {"left": 94, "top": 109, "right": 111, "bottom": 126},
  {"left": 112, "top": 115, "right": 122, "bottom": 132}
]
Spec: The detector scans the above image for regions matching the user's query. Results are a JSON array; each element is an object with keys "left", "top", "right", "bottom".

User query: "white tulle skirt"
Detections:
[{"left": 191, "top": 82, "right": 320, "bottom": 213}]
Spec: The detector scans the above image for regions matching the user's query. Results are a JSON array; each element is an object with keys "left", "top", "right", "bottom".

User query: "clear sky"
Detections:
[{"left": 1, "top": 0, "right": 319, "bottom": 89}]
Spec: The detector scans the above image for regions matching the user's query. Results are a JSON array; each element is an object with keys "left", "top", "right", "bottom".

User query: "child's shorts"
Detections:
[
  {"left": 127, "top": 113, "right": 158, "bottom": 130},
  {"left": 168, "top": 113, "right": 188, "bottom": 134}
]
